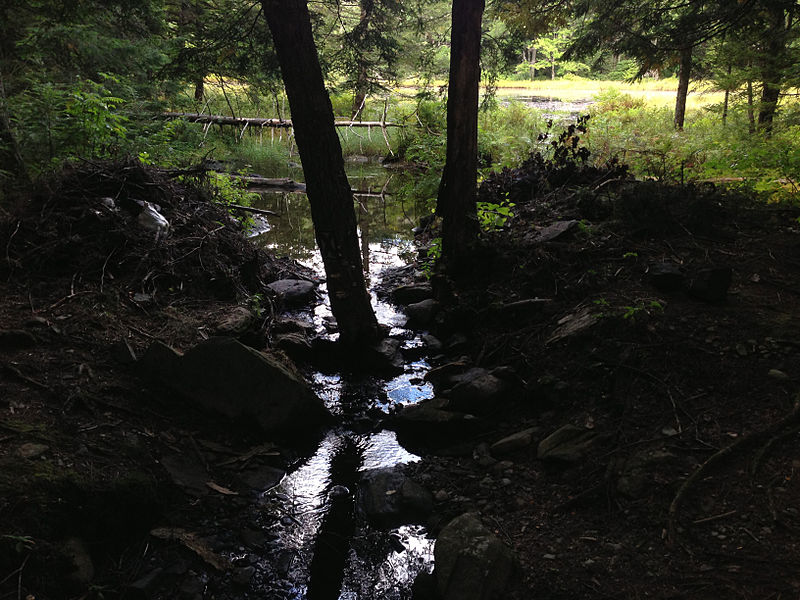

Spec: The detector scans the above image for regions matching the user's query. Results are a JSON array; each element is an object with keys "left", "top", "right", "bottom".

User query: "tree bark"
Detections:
[
  {"left": 757, "top": 5, "right": 786, "bottom": 134},
  {"left": 436, "top": 0, "right": 484, "bottom": 266},
  {"left": 0, "top": 70, "right": 29, "bottom": 186},
  {"left": 262, "top": 0, "right": 380, "bottom": 347},
  {"left": 673, "top": 46, "right": 692, "bottom": 130}
]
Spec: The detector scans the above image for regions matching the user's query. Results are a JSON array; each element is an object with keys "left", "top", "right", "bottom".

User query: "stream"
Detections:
[{"left": 247, "top": 163, "right": 436, "bottom": 599}]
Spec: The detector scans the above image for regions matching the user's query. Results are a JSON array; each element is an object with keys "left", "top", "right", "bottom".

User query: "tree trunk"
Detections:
[
  {"left": 436, "top": 0, "right": 484, "bottom": 266},
  {"left": 194, "top": 76, "right": 204, "bottom": 102},
  {"left": 550, "top": 52, "right": 555, "bottom": 80},
  {"left": 757, "top": 5, "right": 786, "bottom": 134},
  {"left": 531, "top": 46, "right": 536, "bottom": 80},
  {"left": 722, "top": 64, "right": 731, "bottom": 126},
  {"left": 262, "top": 0, "right": 380, "bottom": 347},
  {"left": 673, "top": 47, "right": 692, "bottom": 130},
  {"left": 746, "top": 79, "right": 756, "bottom": 134}
]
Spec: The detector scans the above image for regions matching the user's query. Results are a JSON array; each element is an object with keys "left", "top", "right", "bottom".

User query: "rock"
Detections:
[
  {"left": 126, "top": 567, "right": 163, "bottom": 598},
  {"left": 687, "top": 266, "right": 731, "bottom": 303},
  {"left": 139, "top": 337, "right": 329, "bottom": 438},
  {"left": 0, "top": 329, "right": 36, "bottom": 351},
  {"left": 405, "top": 299, "right": 440, "bottom": 329},
  {"left": 358, "top": 468, "right": 433, "bottom": 528},
  {"left": 537, "top": 424, "right": 599, "bottom": 462},
  {"left": 420, "top": 333, "right": 443, "bottom": 353},
  {"left": 490, "top": 428, "right": 537, "bottom": 457},
  {"left": 160, "top": 454, "right": 210, "bottom": 497},
  {"left": 768, "top": 369, "right": 790, "bottom": 380},
  {"left": 648, "top": 262, "right": 685, "bottom": 292},
  {"left": 61, "top": 537, "right": 94, "bottom": 584},
  {"left": 546, "top": 308, "right": 598, "bottom": 345},
  {"left": 529, "top": 219, "right": 579, "bottom": 243},
  {"left": 446, "top": 368, "right": 512, "bottom": 415},
  {"left": 393, "top": 283, "right": 433, "bottom": 305},
  {"left": 433, "top": 513, "right": 519, "bottom": 600},
  {"left": 365, "top": 337, "right": 404, "bottom": 374},
  {"left": 267, "top": 279, "right": 316, "bottom": 307},
  {"left": 215, "top": 306, "right": 257, "bottom": 336},
  {"left": 389, "top": 398, "right": 482, "bottom": 451},
  {"left": 273, "top": 332, "right": 312, "bottom": 361},
  {"left": 17, "top": 443, "right": 49, "bottom": 459},
  {"left": 272, "top": 317, "right": 316, "bottom": 336}
]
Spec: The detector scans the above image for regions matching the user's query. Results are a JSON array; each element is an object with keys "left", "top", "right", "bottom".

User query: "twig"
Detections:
[
  {"left": 2, "top": 363, "right": 51, "bottom": 392},
  {"left": 692, "top": 509, "right": 737, "bottom": 525}
]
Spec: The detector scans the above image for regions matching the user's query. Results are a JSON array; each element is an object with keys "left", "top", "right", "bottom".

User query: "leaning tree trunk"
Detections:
[
  {"left": 263, "top": 0, "right": 380, "bottom": 347},
  {"left": 436, "top": 0, "right": 484, "bottom": 266},
  {"left": 674, "top": 47, "right": 692, "bottom": 130}
]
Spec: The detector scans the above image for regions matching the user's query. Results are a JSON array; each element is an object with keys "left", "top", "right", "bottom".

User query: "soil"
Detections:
[{"left": 2, "top": 158, "right": 800, "bottom": 599}]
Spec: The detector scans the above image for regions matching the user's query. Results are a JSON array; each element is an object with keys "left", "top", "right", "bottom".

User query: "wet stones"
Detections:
[
  {"left": 430, "top": 512, "right": 519, "bottom": 600},
  {"left": 266, "top": 279, "right": 316, "bottom": 307},
  {"left": 138, "top": 336, "right": 329, "bottom": 439},
  {"left": 392, "top": 283, "right": 433, "bottom": 305},
  {"left": 389, "top": 398, "right": 482, "bottom": 451},
  {"left": 404, "top": 299, "right": 440, "bottom": 329},
  {"left": 357, "top": 468, "right": 433, "bottom": 528}
]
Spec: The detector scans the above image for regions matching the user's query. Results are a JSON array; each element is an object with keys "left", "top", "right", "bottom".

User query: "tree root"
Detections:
[{"left": 666, "top": 398, "right": 800, "bottom": 547}]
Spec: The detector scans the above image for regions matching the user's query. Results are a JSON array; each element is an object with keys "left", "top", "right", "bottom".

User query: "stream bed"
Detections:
[{"left": 246, "top": 165, "right": 436, "bottom": 599}]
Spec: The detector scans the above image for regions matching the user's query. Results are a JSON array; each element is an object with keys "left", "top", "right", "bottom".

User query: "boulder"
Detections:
[
  {"left": 267, "top": 279, "right": 316, "bottom": 307},
  {"left": 357, "top": 468, "right": 433, "bottom": 528},
  {"left": 405, "top": 299, "right": 440, "bottom": 329},
  {"left": 139, "top": 337, "right": 329, "bottom": 438},
  {"left": 445, "top": 368, "right": 512, "bottom": 415},
  {"left": 214, "top": 306, "right": 258, "bottom": 336},
  {"left": 433, "top": 513, "right": 519, "bottom": 600},
  {"left": 537, "top": 424, "right": 599, "bottom": 463},
  {"left": 392, "top": 283, "right": 433, "bottom": 305}
]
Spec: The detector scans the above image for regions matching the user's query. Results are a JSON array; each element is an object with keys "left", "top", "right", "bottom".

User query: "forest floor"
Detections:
[{"left": 2, "top": 159, "right": 800, "bottom": 599}]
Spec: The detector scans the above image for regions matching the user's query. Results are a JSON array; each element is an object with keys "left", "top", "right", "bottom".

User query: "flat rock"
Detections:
[
  {"left": 490, "top": 427, "right": 537, "bottom": 457},
  {"left": 139, "top": 337, "right": 329, "bottom": 439},
  {"left": 267, "top": 279, "right": 316, "bottom": 307},
  {"left": 433, "top": 512, "right": 519, "bottom": 600},
  {"left": 537, "top": 424, "right": 599, "bottom": 462},
  {"left": 392, "top": 283, "right": 433, "bottom": 305},
  {"left": 357, "top": 468, "right": 433, "bottom": 528},
  {"left": 17, "top": 443, "right": 49, "bottom": 459}
]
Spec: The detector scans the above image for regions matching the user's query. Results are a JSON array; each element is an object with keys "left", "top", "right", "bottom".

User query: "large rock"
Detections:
[
  {"left": 392, "top": 283, "right": 433, "bottom": 305},
  {"left": 357, "top": 468, "right": 433, "bottom": 528},
  {"left": 404, "top": 299, "right": 440, "bottom": 329},
  {"left": 139, "top": 337, "right": 329, "bottom": 438},
  {"left": 445, "top": 368, "right": 513, "bottom": 415},
  {"left": 490, "top": 427, "right": 537, "bottom": 457},
  {"left": 433, "top": 513, "right": 519, "bottom": 600},
  {"left": 389, "top": 398, "right": 481, "bottom": 450},
  {"left": 267, "top": 279, "right": 316, "bottom": 307}
]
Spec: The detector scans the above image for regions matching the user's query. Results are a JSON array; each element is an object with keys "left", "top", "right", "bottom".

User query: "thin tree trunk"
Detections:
[
  {"left": 722, "top": 64, "right": 731, "bottom": 126},
  {"left": 746, "top": 79, "right": 756, "bottom": 134},
  {"left": 194, "top": 76, "right": 204, "bottom": 102},
  {"left": 436, "top": 0, "right": 484, "bottom": 266},
  {"left": 531, "top": 46, "right": 536, "bottom": 80},
  {"left": 550, "top": 52, "right": 555, "bottom": 80},
  {"left": 758, "top": 6, "right": 786, "bottom": 134},
  {"left": 0, "top": 70, "right": 29, "bottom": 185},
  {"left": 674, "top": 47, "right": 692, "bottom": 130},
  {"left": 263, "top": 0, "right": 379, "bottom": 347}
]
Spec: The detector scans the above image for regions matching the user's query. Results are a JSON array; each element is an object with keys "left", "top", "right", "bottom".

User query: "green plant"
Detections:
[
  {"left": 421, "top": 236, "right": 442, "bottom": 278},
  {"left": 206, "top": 171, "right": 260, "bottom": 231},
  {"left": 476, "top": 196, "right": 515, "bottom": 231}
]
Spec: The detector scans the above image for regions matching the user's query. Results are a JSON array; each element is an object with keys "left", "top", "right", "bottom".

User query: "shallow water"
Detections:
[{"left": 251, "top": 165, "right": 435, "bottom": 599}]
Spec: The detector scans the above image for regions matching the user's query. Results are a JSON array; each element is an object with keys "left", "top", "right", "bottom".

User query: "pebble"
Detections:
[
  {"left": 543, "top": 553, "right": 556, "bottom": 560},
  {"left": 434, "top": 489, "right": 449, "bottom": 502}
]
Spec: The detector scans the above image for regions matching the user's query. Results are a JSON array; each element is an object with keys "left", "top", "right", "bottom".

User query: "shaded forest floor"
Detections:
[{"left": 2, "top": 158, "right": 800, "bottom": 599}]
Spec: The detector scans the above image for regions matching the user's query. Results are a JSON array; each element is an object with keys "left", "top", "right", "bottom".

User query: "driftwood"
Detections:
[{"left": 229, "top": 175, "right": 390, "bottom": 198}]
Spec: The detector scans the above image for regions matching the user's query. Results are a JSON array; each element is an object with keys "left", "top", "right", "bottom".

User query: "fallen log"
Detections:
[{"left": 162, "top": 112, "right": 402, "bottom": 129}]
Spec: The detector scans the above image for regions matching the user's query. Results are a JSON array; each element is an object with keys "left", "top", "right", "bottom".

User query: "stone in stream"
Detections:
[
  {"left": 430, "top": 512, "right": 519, "bottom": 600},
  {"left": 266, "top": 278, "right": 316, "bottom": 307},
  {"left": 138, "top": 337, "right": 329, "bottom": 439},
  {"left": 392, "top": 283, "right": 433, "bottom": 305},
  {"left": 357, "top": 468, "right": 433, "bottom": 528},
  {"left": 404, "top": 299, "right": 440, "bottom": 329},
  {"left": 444, "top": 368, "right": 513, "bottom": 415}
]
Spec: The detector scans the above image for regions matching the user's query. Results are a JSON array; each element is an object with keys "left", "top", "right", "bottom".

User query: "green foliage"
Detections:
[
  {"left": 476, "top": 196, "right": 515, "bottom": 231},
  {"left": 206, "top": 171, "right": 259, "bottom": 231}
]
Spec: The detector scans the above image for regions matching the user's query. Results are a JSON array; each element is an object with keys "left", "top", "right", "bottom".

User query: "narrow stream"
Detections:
[{"left": 249, "top": 164, "right": 436, "bottom": 599}]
